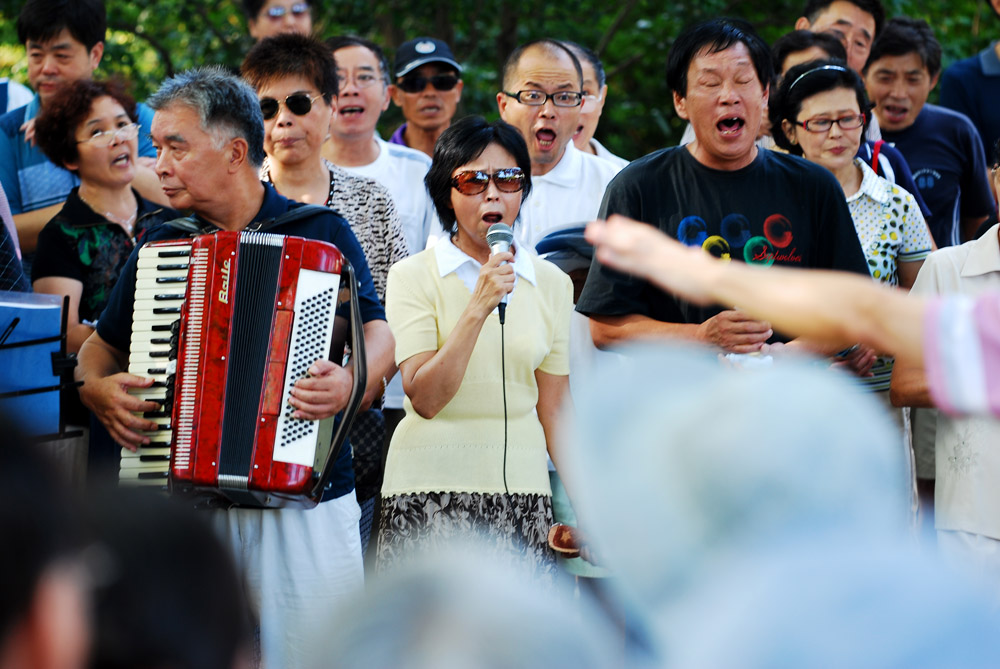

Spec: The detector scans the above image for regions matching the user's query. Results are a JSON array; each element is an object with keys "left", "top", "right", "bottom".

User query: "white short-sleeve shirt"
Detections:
[
  {"left": 912, "top": 226, "right": 1000, "bottom": 539},
  {"left": 515, "top": 142, "right": 620, "bottom": 250},
  {"left": 338, "top": 137, "right": 438, "bottom": 256}
]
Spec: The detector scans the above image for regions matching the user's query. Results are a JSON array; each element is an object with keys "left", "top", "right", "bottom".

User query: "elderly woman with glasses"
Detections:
[
  {"left": 771, "top": 61, "right": 935, "bottom": 292},
  {"left": 377, "top": 116, "right": 573, "bottom": 580},
  {"left": 769, "top": 60, "right": 935, "bottom": 394},
  {"left": 32, "top": 79, "right": 178, "bottom": 355}
]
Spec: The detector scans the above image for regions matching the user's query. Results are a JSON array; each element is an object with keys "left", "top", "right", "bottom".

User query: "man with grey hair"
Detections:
[{"left": 75, "top": 66, "right": 395, "bottom": 668}]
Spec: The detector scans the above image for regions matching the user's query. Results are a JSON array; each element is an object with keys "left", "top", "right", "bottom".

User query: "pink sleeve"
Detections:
[{"left": 924, "top": 293, "right": 1000, "bottom": 417}]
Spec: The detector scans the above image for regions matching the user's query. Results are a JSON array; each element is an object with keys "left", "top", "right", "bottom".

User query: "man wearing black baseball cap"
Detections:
[{"left": 389, "top": 37, "right": 464, "bottom": 157}]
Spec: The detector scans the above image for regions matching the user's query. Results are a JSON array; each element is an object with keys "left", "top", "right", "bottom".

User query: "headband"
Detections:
[{"left": 787, "top": 64, "right": 851, "bottom": 93}]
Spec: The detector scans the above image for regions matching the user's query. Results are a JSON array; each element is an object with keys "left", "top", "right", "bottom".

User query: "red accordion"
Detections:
[{"left": 122, "top": 230, "right": 366, "bottom": 509}]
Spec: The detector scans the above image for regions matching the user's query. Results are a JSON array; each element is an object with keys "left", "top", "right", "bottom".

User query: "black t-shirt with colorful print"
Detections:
[{"left": 577, "top": 146, "right": 869, "bottom": 341}]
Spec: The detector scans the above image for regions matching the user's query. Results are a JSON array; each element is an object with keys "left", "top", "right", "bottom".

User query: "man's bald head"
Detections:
[{"left": 501, "top": 39, "right": 583, "bottom": 91}]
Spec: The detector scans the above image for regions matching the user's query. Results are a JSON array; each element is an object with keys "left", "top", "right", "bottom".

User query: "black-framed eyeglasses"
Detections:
[
  {"left": 259, "top": 93, "right": 322, "bottom": 120},
  {"left": 793, "top": 113, "right": 866, "bottom": 133},
  {"left": 397, "top": 73, "right": 460, "bottom": 94},
  {"left": 76, "top": 123, "right": 140, "bottom": 147},
  {"left": 266, "top": 2, "right": 309, "bottom": 19},
  {"left": 451, "top": 168, "right": 525, "bottom": 195},
  {"left": 502, "top": 89, "right": 583, "bottom": 107}
]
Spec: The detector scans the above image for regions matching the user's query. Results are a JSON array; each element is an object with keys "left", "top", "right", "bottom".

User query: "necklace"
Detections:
[{"left": 78, "top": 190, "right": 137, "bottom": 235}]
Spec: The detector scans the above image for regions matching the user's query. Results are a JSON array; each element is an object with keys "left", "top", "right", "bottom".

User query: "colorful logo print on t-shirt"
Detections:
[{"left": 677, "top": 212, "right": 801, "bottom": 266}]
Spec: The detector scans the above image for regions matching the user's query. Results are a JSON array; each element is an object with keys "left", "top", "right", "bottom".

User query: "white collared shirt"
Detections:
[
  {"left": 435, "top": 235, "right": 536, "bottom": 306},
  {"left": 336, "top": 136, "right": 439, "bottom": 255},
  {"left": 910, "top": 226, "right": 1000, "bottom": 539},
  {"left": 515, "top": 141, "right": 621, "bottom": 251},
  {"left": 339, "top": 137, "right": 439, "bottom": 411}
]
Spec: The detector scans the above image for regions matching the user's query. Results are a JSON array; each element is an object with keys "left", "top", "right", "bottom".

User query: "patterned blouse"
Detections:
[
  {"left": 845, "top": 159, "right": 934, "bottom": 392},
  {"left": 846, "top": 158, "right": 934, "bottom": 286},
  {"left": 261, "top": 158, "right": 409, "bottom": 302},
  {"left": 32, "top": 188, "right": 178, "bottom": 323}
]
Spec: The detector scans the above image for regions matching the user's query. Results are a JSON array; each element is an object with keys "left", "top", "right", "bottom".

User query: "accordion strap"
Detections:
[
  {"left": 163, "top": 204, "right": 333, "bottom": 237},
  {"left": 252, "top": 204, "right": 331, "bottom": 232},
  {"left": 311, "top": 260, "right": 367, "bottom": 501},
  {"left": 164, "top": 216, "right": 205, "bottom": 235}
]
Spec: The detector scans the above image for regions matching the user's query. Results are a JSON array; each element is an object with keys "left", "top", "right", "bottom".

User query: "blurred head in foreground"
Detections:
[
  {"left": 323, "top": 542, "right": 619, "bottom": 668},
  {"left": 0, "top": 415, "right": 90, "bottom": 669},
  {"left": 564, "top": 346, "right": 1000, "bottom": 665},
  {"left": 86, "top": 489, "right": 253, "bottom": 669}
]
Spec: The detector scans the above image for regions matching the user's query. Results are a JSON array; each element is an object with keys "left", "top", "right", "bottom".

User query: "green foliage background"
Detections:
[{"left": 0, "top": 0, "right": 994, "bottom": 159}]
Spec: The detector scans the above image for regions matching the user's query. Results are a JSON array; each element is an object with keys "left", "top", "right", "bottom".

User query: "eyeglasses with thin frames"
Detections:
[
  {"left": 502, "top": 89, "right": 584, "bottom": 108},
  {"left": 76, "top": 123, "right": 140, "bottom": 147},
  {"left": 793, "top": 113, "right": 866, "bottom": 133},
  {"left": 336, "top": 70, "right": 386, "bottom": 90},
  {"left": 580, "top": 92, "right": 603, "bottom": 113}
]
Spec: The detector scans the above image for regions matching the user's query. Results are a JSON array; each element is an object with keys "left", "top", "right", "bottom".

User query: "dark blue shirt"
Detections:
[
  {"left": 882, "top": 104, "right": 995, "bottom": 248},
  {"left": 940, "top": 42, "right": 1000, "bottom": 165},
  {"left": 97, "top": 182, "right": 386, "bottom": 499}
]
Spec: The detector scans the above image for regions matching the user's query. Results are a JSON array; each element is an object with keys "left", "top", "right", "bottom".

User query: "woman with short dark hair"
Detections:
[
  {"left": 378, "top": 116, "right": 571, "bottom": 579},
  {"left": 241, "top": 33, "right": 408, "bottom": 302},
  {"left": 33, "top": 79, "right": 177, "bottom": 354},
  {"left": 770, "top": 60, "right": 934, "bottom": 295}
]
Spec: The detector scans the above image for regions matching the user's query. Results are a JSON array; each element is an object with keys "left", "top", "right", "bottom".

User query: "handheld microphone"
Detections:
[{"left": 486, "top": 223, "right": 514, "bottom": 324}]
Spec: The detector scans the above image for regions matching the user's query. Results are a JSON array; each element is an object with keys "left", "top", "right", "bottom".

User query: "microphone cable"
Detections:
[
  {"left": 500, "top": 315, "right": 509, "bottom": 496},
  {"left": 486, "top": 221, "right": 514, "bottom": 496}
]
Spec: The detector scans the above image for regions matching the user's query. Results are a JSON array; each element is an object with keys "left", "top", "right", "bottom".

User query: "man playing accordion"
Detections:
[{"left": 75, "top": 67, "right": 395, "bottom": 668}]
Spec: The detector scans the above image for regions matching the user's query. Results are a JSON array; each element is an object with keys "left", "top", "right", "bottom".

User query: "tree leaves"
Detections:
[{"left": 0, "top": 0, "right": 992, "bottom": 158}]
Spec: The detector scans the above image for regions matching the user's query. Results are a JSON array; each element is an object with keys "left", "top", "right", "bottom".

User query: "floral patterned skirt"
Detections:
[{"left": 376, "top": 491, "right": 557, "bottom": 582}]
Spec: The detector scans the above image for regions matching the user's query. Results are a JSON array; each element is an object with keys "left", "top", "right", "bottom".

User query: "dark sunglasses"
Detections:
[
  {"left": 396, "top": 73, "right": 460, "bottom": 94},
  {"left": 259, "top": 93, "right": 322, "bottom": 120},
  {"left": 451, "top": 168, "right": 525, "bottom": 195}
]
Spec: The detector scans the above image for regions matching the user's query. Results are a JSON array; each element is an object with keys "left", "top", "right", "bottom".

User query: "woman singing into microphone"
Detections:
[{"left": 377, "top": 116, "right": 572, "bottom": 579}]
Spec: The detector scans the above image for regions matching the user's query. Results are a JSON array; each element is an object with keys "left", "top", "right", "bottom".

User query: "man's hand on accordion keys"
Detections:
[
  {"left": 287, "top": 358, "right": 353, "bottom": 421},
  {"left": 80, "top": 371, "right": 160, "bottom": 450}
]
